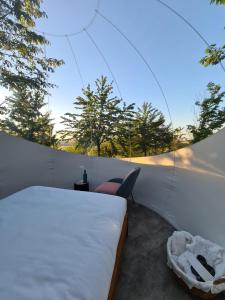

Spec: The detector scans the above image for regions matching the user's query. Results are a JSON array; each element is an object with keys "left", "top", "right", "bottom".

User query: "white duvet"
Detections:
[{"left": 0, "top": 186, "right": 127, "bottom": 300}]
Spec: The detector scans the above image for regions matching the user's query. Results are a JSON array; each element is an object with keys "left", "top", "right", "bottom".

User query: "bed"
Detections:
[{"left": 0, "top": 186, "right": 127, "bottom": 300}]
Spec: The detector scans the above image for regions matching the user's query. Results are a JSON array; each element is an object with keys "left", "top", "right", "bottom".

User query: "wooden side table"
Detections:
[{"left": 74, "top": 181, "right": 89, "bottom": 191}]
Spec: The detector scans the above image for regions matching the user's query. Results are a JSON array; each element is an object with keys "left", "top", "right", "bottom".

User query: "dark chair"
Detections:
[{"left": 94, "top": 167, "right": 141, "bottom": 202}]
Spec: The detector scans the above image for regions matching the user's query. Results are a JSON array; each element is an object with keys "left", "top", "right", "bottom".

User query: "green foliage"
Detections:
[
  {"left": 110, "top": 101, "right": 136, "bottom": 157},
  {"left": 132, "top": 102, "right": 173, "bottom": 156},
  {"left": 210, "top": 0, "right": 225, "bottom": 4},
  {"left": 200, "top": 44, "right": 225, "bottom": 67},
  {"left": 61, "top": 76, "right": 135, "bottom": 156},
  {"left": 0, "top": 0, "right": 63, "bottom": 94},
  {"left": 0, "top": 88, "right": 57, "bottom": 146},
  {"left": 200, "top": 1, "right": 225, "bottom": 67},
  {"left": 196, "top": 1, "right": 225, "bottom": 143},
  {"left": 59, "top": 144, "right": 87, "bottom": 155},
  {"left": 115, "top": 121, "right": 135, "bottom": 157},
  {"left": 60, "top": 76, "right": 182, "bottom": 157},
  {"left": 188, "top": 83, "right": 225, "bottom": 143},
  {"left": 172, "top": 127, "right": 189, "bottom": 149},
  {"left": 0, "top": 101, "right": 6, "bottom": 115}
]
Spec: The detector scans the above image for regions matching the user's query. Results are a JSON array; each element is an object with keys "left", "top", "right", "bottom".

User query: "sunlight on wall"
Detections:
[
  {"left": 121, "top": 146, "right": 225, "bottom": 179},
  {"left": 122, "top": 155, "right": 174, "bottom": 166},
  {"left": 121, "top": 148, "right": 194, "bottom": 167}
]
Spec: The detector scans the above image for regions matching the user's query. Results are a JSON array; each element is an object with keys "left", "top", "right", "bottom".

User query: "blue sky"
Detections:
[{"left": 2, "top": 0, "right": 224, "bottom": 130}]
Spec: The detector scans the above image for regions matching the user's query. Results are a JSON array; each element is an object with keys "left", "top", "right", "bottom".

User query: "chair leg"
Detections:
[{"left": 130, "top": 192, "right": 135, "bottom": 204}]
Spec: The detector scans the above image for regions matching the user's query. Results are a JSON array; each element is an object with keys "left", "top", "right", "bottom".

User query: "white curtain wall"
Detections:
[{"left": 0, "top": 130, "right": 225, "bottom": 247}]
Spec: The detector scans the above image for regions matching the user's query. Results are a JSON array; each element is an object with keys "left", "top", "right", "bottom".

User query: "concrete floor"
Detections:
[{"left": 115, "top": 203, "right": 224, "bottom": 300}]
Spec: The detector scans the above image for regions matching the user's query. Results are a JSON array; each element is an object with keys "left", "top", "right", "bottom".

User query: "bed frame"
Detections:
[{"left": 108, "top": 212, "right": 128, "bottom": 300}]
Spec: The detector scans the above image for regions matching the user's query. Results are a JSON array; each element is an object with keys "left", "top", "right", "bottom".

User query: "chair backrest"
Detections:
[{"left": 116, "top": 167, "right": 141, "bottom": 198}]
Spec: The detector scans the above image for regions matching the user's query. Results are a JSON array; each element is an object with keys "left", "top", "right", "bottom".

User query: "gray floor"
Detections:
[{"left": 114, "top": 203, "right": 224, "bottom": 300}]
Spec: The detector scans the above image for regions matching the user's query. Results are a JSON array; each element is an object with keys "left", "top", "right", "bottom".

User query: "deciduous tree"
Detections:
[
  {"left": 200, "top": 0, "right": 225, "bottom": 67},
  {"left": 188, "top": 83, "right": 225, "bottom": 143},
  {"left": 0, "top": 0, "right": 63, "bottom": 93}
]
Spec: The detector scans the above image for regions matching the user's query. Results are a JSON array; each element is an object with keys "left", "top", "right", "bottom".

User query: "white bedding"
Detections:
[{"left": 0, "top": 186, "right": 127, "bottom": 300}]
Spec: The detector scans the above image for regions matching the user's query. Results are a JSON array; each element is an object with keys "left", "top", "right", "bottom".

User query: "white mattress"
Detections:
[{"left": 0, "top": 186, "right": 127, "bottom": 300}]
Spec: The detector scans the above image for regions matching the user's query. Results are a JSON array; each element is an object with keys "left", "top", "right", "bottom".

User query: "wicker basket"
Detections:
[
  {"left": 167, "top": 231, "right": 225, "bottom": 299},
  {"left": 176, "top": 274, "right": 225, "bottom": 299}
]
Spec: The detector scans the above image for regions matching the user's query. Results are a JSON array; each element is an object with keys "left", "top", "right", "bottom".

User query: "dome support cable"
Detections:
[
  {"left": 84, "top": 28, "right": 122, "bottom": 99},
  {"left": 95, "top": 10, "right": 176, "bottom": 183},
  {"left": 96, "top": 9, "right": 173, "bottom": 126},
  {"left": 65, "top": 35, "right": 85, "bottom": 89},
  {"left": 154, "top": 0, "right": 225, "bottom": 73},
  {"left": 35, "top": 0, "right": 101, "bottom": 37}
]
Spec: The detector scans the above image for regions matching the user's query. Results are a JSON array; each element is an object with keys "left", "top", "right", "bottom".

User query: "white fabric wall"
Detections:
[{"left": 0, "top": 130, "right": 225, "bottom": 247}]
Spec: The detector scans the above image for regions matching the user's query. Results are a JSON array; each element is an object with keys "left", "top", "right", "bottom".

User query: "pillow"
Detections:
[{"left": 94, "top": 182, "right": 121, "bottom": 195}]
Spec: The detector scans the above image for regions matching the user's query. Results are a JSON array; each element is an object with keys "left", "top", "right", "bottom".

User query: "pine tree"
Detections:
[
  {"left": 1, "top": 88, "right": 57, "bottom": 146},
  {"left": 188, "top": 83, "right": 225, "bottom": 143},
  {"left": 113, "top": 108, "right": 136, "bottom": 157},
  {"left": 61, "top": 76, "right": 134, "bottom": 157},
  {"left": 133, "top": 102, "right": 173, "bottom": 156}
]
